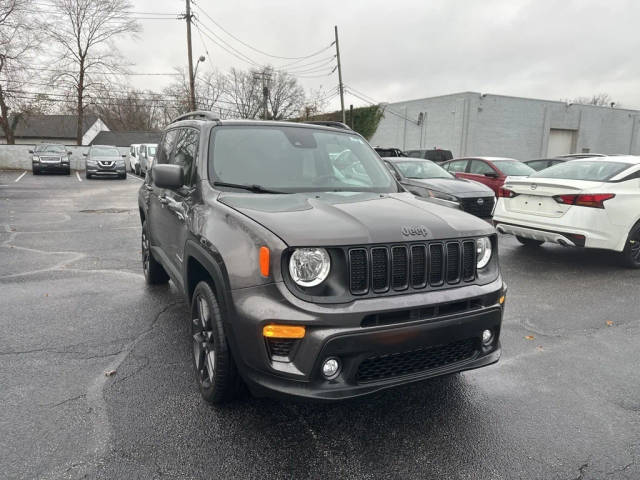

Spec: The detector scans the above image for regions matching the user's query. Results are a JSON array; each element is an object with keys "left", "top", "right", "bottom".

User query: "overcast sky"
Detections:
[{"left": 118, "top": 0, "right": 640, "bottom": 110}]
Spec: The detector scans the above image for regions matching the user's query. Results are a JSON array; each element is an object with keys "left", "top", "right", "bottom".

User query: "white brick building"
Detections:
[{"left": 370, "top": 92, "right": 640, "bottom": 159}]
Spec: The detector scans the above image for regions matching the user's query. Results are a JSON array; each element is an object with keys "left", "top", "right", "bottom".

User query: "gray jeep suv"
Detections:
[{"left": 138, "top": 111, "right": 506, "bottom": 404}]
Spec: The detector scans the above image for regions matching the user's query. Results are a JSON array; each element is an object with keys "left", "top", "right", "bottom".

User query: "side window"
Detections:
[
  {"left": 156, "top": 130, "right": 178, "bottom": 165},
  {"left": 469, "top": 160, "right": 495, "bottom": 175},
  {"left": 527, "top": 160, "right": 546, "bottom": 170},
  {"left": 445, "top": 160, "right": 468, "bottom": 172},
  {"left": 171, "top": 128, "right": 200, "bottom": 186},
  {"left": 130, "top": 146, "right": 135, "bottom": 156}
]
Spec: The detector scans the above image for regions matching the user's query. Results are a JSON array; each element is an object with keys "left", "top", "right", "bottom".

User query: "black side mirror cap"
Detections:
[
  {"left": 153, "top": 164, "right": 183, "bottom": 189},
  {"left": 484, "top": 172, "right": 499, "bottom": 178},
  {"left": 122, "top": 154, "right": 126, "bottom": 158},
  {"left": 82, "top": 153, "right": 87, "bottom": 157},
  {"left": 28, "top": 149, "right": 34, "bottom": 154}
]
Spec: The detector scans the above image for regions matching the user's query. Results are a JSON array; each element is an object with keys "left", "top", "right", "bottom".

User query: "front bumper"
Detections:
[
  {"left": 228, "top": 277, "right": 505, "bottom": 401},
  {"left": 33, "top": 161, "right": 69, "bottom": 172},
  {"left": 86, "top": 165, "right": 126, "bottom": 176}
]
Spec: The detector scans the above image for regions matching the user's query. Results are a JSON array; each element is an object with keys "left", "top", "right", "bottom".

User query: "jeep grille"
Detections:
[{"left": 348, "top": 240, "right": 476, "bottom": 296}]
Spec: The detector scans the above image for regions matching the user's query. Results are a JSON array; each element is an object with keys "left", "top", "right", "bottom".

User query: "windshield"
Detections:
[
  {"left": 91, "top": 146, "right": 119, "bottom": 157},
  {"left": 492, "top": 160, "right": 534, "bottom": 176},
  {"left": 209, "top": 126, "right": 399, "bottom": 193},
  {"left": 531, "top": 161, "right": 631, "bottom": 181},
  {"left": 393, "top": 160, "right": 453, "bottom": 179},
  {"left": 35, "top": 144, "right": 65, "bottom": 153}
]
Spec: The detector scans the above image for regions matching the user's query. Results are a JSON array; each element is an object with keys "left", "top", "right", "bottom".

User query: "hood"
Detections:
[
  {"left": 406, "top": 178, "right": 494, "bottom": 197},
  {"left": 219, "top": 191, "right": 494, "bottom": 247}
]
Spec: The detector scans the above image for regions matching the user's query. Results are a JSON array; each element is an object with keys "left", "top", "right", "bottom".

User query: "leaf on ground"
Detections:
[
  {"left": 524, "top": 335, "right": 535, "bottom": 340},
  {"left": 536, "top": 345, "right": 544, "bottom": 351},
  {"left": 605, "top": 320, "right": 614, "bottom": 326},
  {"left": 105, "top": 370, "right": 117, "bottom": 377}
]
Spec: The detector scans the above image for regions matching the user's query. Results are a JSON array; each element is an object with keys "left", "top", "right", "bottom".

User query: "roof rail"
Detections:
[
  {"left": 303, "top": 120, "right": 352, "bottom": 130},
  {"left": 171, "top": 111, "right": 220, "bottom": 123}
]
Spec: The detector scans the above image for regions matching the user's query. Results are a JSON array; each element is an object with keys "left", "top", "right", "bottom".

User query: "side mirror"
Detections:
[
  {"left": 67, "top": 151, "right": 72, "bottom": 156},
  {"left": 28, "top": 149, "right": 34, "bottom": 154},
  {"left": 484, "top": 172, "right": 499, "bottom": 179},
  {"left": 82, "top": 153, "right": 87, "bottom": 157},
  {"left": 122, "top": 154, "right": 126, "bottom": 158},
  {"left": 153, "top": 164, "right": 183, "bottom": 189}
]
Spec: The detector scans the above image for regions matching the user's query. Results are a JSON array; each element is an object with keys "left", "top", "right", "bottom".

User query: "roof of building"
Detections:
[
  {"left": 7, "top": 114, "right": 101, "bottom": 139},
  {"left": 91, "top": 131, "right": 162, "bottom": 147}
]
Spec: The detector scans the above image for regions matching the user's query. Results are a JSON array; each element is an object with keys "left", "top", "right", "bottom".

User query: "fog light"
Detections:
[
  {"left": 321, "top": 357, "right": 341, "bottom": 379},
  {"left": 482, "top": 329, "right": 493, "bottom": 345}
]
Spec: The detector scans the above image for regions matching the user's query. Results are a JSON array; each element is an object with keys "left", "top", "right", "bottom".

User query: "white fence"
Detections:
[{"left": 0, "top": 145, "right": 129, "bottom": 171}]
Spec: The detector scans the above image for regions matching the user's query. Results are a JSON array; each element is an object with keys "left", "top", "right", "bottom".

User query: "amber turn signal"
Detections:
[
  {"left": 262, "top": 324, "right": 306, "bottom": 339},
  {"left": 259, "top": 246, "right": 270, "bottom": 277},
  {"left": 499, "top": 295, "right": 506, "bottom": 305}
]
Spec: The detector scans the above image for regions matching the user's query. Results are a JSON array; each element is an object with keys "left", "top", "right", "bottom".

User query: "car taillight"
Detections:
[
  {"left": 552, "top": 193, "right": 615, "bottom": 209},
  {"left": 498, "top": 187, "right": 518, "bottom": 198}
]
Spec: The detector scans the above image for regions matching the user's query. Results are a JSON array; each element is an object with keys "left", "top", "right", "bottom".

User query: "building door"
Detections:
[{"left": 547, "top": 129, "right": 576, "bottom": 157}]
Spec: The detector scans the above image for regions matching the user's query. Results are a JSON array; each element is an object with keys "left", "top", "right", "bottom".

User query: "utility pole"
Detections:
[
  {"left": 349, "top": 104, "right": 354, "bottom": 129},
  {"left": 334, "top": 25, "right": 345, "bottom": 124},
  {"left": 263, "top": 85, "right": 269, "bottom": 120},
  {"left": 253, "top": 70, "right": 271, "bottom": 119},
  {"left": 185, "top": 0, "right": 196, "bottom": 111}
]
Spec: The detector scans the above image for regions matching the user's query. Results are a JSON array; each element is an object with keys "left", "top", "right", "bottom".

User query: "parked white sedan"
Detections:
[{"left": 493, "top": 156, "right": 640, "bottom": 267}]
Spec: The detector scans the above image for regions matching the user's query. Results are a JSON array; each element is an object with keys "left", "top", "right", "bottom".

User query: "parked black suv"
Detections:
[{"left": 139, "top": 111, "right": 506, "bottom": 404}]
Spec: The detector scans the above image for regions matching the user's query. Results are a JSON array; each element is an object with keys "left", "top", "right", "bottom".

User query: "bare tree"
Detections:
[
  {"left": 264, "top": 68, "right": 305, "bottom": 120},
  {"left": 88, "top": 87, "right": 164, "bottom": 131},
  {"left": 0, "top": 0, "right": 41, "bottom": 144},
  {"left": 567, "top": 93, "right": 619, "bottom": 107},
  {"left": 225, "top": 68, "right": 262, "bottom": 119},
  {"left": 41, "top": 0, "right": 140, "bottom": 144},
  {"left": 161, "top": 67, "right": 228, "bottom": 123}
]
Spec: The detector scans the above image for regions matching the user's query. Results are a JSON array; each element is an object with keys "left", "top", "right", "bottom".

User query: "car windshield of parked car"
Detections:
[
  {"left": 393, "top": 160, "right": 454, "bottom": 179},
  {"left": 210, "top": 126, "right": 399, "bottom": 193},
  {"left": 91, "top": 146, "right": 119, "bottom": 157},
  {"left": 35, "top": 144, "right": 65, "bottom": 153},
  {"left": 531, "top": 160, "right": 631, "bottom": 181},
  {"left": 492, "top": 160, "right": 534, "bottom": 176}
]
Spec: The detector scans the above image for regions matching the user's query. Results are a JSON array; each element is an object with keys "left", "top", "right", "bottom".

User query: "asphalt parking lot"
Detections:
[{"left": 1, "top": 169, "right": 638, "bottom": 480}]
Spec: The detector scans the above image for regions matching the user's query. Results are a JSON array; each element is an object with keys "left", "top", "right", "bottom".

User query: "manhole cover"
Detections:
[{"left": 79, "top": 208, "right": 131, "bottom": 214}]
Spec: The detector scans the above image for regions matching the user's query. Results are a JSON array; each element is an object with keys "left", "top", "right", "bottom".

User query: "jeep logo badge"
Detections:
[
  {"left": 530, "top": 184, "right": 537, "bottom": 190},
  {"left": 477, "top": 198, "right": 485, "bottom": 205},
  {"left": 401, "top": 225, "right": 429, "bottom": 237}
]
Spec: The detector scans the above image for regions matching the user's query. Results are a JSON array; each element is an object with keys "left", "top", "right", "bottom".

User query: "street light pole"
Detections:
[{"left": 334, "top": 25, "right": 345, "bottom": 124}]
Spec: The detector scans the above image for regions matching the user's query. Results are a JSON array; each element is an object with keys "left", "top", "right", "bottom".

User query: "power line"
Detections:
[{"left": 191, "top": 1, "right": 334, "bottom": 61}]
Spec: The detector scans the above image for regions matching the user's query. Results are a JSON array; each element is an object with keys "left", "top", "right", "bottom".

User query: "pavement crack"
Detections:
[
  {"left": 42, "top": 393, "right": 87, "bottom": 408},
  {"left": 572, "top": 462, "right": 589, "bottom": 480}
]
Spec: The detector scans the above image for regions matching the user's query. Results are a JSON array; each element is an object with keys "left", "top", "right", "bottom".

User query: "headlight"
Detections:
[
  {"left": 476, "top": 237, "right": 492, "bottom": 269},
  {"left": 32, "top": 156, "right": 39, "bottom": 162},
  {"left": 289, "top": 248, "right": 331, "bottom": 287},
  {"left": 427, "top": 189, "right": 458, "bottom": 203}
]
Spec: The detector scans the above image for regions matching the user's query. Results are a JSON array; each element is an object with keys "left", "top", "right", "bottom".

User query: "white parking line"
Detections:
[
  {"left": 128, "top": 174, "right": 143, "bottom": 182},
  {"left": 76, "top": 171, "right": 82, "bottom": 182},
  {"left": 15, "top": 171, "right": 27, "bottom": 182}
]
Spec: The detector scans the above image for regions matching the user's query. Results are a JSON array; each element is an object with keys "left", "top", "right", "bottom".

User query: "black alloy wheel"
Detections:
[
  {"left": 623, "top": 223, "right": 640, "bottom": 268},
  {"left": 141, "top": 221, "right": 169, "bottom": 284},
  {"left": 190, "top": 281, "right": 240, "bottom": 404}
]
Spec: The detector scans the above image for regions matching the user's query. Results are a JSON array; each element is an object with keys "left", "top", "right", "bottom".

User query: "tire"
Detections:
[
  {"left": 190, "top": 281, "right": 240, "bottom": 404},
  {"left": 33, "top": 168, "right": 39, "bottom": 175},
  {"left": 135, "top": 164, "right": 140, "bottom": 176},
  {"left": 66, "top": 168, "right": 71, "bottom": 176},
  {"left": 622, "top": 223, "right": 640, "bottom": 268},
  {"left": 85, "top": 172, "right": 91, "bottom": 179},
  {"left": 120, "top": 172, "right": 127, "bottom": 180},
  {"left": 141, "top": 220, "right": 170, "bottom": 284},
  {"left": 516, "top": 236, "right": 545, "bottom": 247}
]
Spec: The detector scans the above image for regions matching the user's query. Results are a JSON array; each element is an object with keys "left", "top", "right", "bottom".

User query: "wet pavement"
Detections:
[{"left": 1, "top": 169, "right": 638, "bottom": 479}]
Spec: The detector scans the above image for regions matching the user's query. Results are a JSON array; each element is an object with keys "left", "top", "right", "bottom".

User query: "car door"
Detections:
[
  {"left": 160, "top": 127, "right": 200, "bottom": 283},
  {"left": 147, "top": 129, "right": 179, "bottom": 277},
  {"left": 465, "top": 159, "right": 501, "bottom": 193},
  {"left": 443, "top": 159, "right": 469, "bottom": 179}
]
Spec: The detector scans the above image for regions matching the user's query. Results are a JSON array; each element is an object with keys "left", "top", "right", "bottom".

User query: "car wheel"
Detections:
[
  {"left": 135, "top": 164, "right": 140, "bottom": 176},
  {"left": 191, "top": 281, "right": 240, "bottom": 404},
  {"left": 622, "top": 223, "right": 640, "bottom": 268},
  {"left": 516, "top": 236, "right": 544, "bottom": 247},
  {"left": 85, "top": 172, "right": 91, "bottom": 179},
  {"left": 120, "top": 172, "right": 127, "bottom": 180},
  {"left": 66, "top": 168, "right": 71, "bottom": 176},
  {"left": 141, "top": 221, "right": 170, "bottom": 284},
  {"left": 33, "top": 168, "right": 39, "bottom": 175}
]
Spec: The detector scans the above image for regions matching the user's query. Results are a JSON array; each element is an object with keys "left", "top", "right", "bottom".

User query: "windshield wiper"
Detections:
[{"left": 213, "top": 181, "right": 288, "bottom": 194}]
